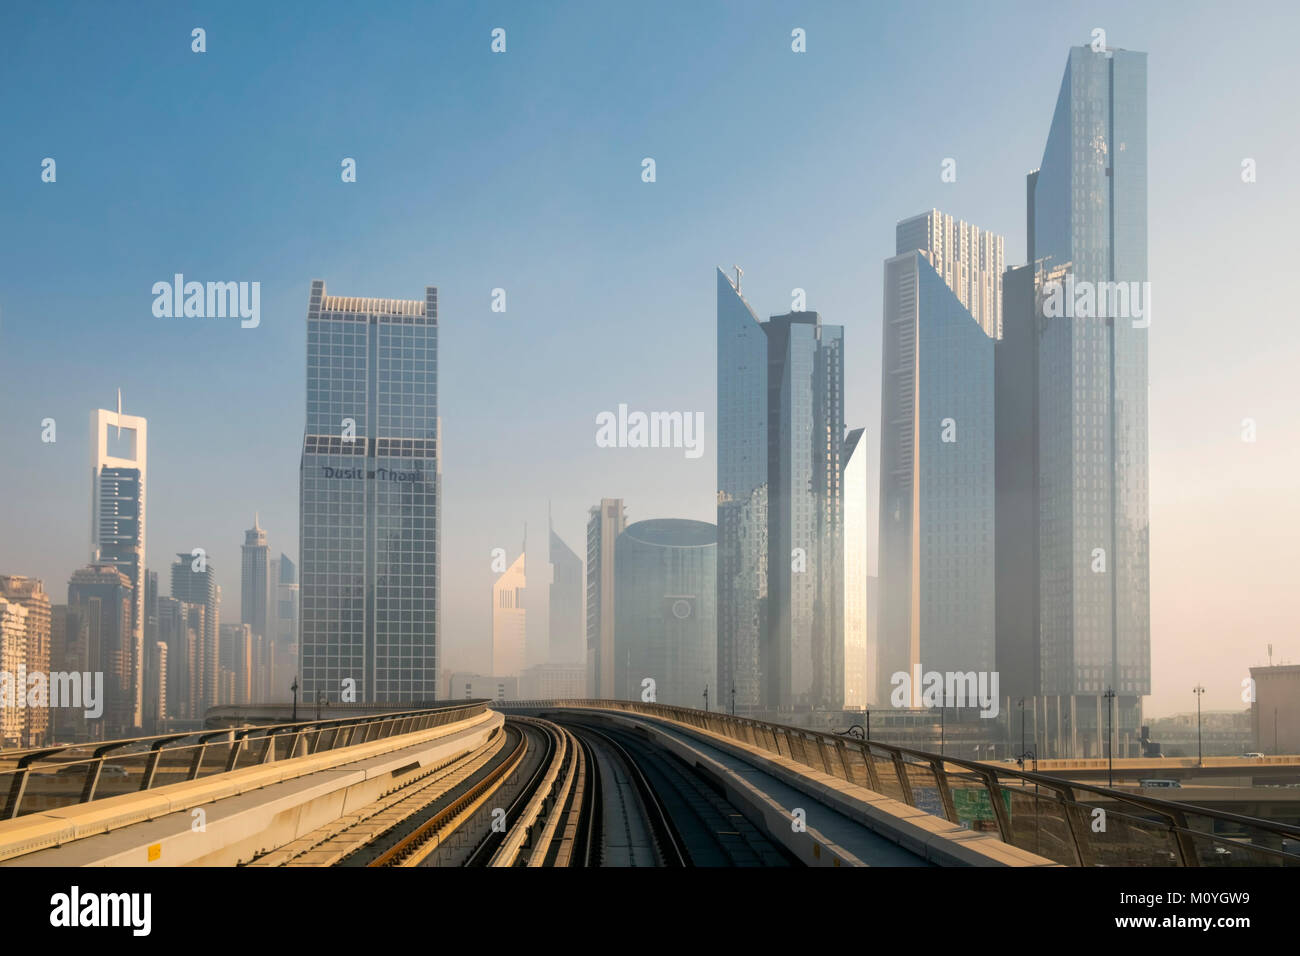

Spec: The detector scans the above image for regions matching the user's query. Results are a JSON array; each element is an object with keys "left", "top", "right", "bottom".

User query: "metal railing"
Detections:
[
  {"left": 504, "top": 700, "right": 1300, "bottom": 867},
  {"left": 0, "top": 701, "right": 488, "bottom": 820}
]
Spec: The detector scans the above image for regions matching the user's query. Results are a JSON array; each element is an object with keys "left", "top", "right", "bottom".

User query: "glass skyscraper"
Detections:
[
  {"left": 717, "top": 268, "right": 845, "bottom": 713},
  {"left": 299, "top": 280, "right": 441, "bottom": 704},
  {"left": 1026, "top": 45, "right": 1149, "bottom": 756},
  {"left": 548, "top": 510, "right": 584, "bottom": 667},
  {"left": 878, "top": 214, "right": 1001, "bottom": 704},
  {"left": 613, "top": 519, "right": 717, "bottom": 709}
]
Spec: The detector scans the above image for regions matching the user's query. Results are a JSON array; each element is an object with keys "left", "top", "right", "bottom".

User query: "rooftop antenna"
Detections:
[
  {"left": 733, "top": 264, "right": 743, "bottom": 293},
  {"left": 114, "top": 388, "right": 123, "bottom": 439},
  {"left": 1268, "top": 643, "right": 1273, "bottom": 667}
]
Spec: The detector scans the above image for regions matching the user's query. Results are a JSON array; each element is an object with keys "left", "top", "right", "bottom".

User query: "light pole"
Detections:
[
  {"left": 1193, "top": 684, "right": 1206, "bottom": 766},
  {"left": 865, "top": 708, "right": 871, "bottom": 743},
  {"left": 703, "top": 684, "right": 708, "bottom": 713},
  {"left": 291, "top": 676, "right": 299, "bottom": 722},
  {"left": 316, "top": 690, "right": 326, "bottom": 721},
  {"left": 1103, "top": 687, "right": 1116, "bottom": 788},
  {"left": 1019, "top": 697, "right": 1026, "bottom": 770},
  {"left": 730, "top": 683, "right": 735, "bottom": 716}
]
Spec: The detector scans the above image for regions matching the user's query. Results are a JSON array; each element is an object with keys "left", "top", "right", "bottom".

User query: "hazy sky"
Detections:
[{"left": 2, "top": 1, "right": 1296, "bottom": 717}]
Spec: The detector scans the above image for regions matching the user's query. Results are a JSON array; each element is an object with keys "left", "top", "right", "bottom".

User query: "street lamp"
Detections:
[
  {"left": 865, "top": 707, "right": 871, "bottom": 743},
  {"left": 703, "top": 684, "right": 709, "bottom": 713},
  {"left": 1103, "top": 687, "right": 1116, "bottom": 788},
  {"left": 316, "top": 690, "right": 326, "bottom": 721},
  {"left": 1019, "top": 698, "right": 1026, "bottom": 770},
  {"left": 291, "top": 676, "right": 299, "bottom": 722},
  {"left": 1193, "top": 684, "right": 1206, "bottom": 766}
]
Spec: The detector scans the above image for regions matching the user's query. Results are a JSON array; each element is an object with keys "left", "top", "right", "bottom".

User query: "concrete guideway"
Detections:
[
  {"left": 0, "top": 708, "right": 503, "bottom": 866},
  {"left": 548, "top": 708, "right": 1053, "bottom": 867}
]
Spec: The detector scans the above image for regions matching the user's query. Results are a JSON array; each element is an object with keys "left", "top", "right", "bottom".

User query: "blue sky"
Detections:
[{"left": 2, "top": 1, "right": 1297, "bottom": 715}]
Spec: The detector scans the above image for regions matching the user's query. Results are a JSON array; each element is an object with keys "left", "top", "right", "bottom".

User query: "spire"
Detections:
[{"left": 254, "top": 511, "right": 261, "bottom": 531}]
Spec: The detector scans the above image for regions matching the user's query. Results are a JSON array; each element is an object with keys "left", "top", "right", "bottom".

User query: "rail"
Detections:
[
  {"left": 503, "top": 699, "right": 1300, "bottom": 867},
  {"left": 0, "top": 701, "right": 489, "bottom": 820}
]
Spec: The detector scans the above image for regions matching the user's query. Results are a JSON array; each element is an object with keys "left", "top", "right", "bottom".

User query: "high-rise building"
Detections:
[
  {"left": 241, "top": 515, "right": 270, "bottom": 651},
  {"left": 0, "top": 576, "right": 52, "bottom": 745},
  {"left": 270, "top": 554, "right": 298, "bottom": 702},
  {"left": 144, "top": 641, "right": 167, "bottom": 732},
  {"left": 0, "top": 598, "right": 28, "bottom": 747},
  {"left": 613, "top": 519, "right": 717, "bottom": 709},
  {"left": 586, "top": 498, "right": 626, "bottom": 697},
  {"left": 90, "top": 397, "right": 147, "bottom": 731},
  {"left": 716, "top": 268, "right": 768, "bottom": 713},
  {"left": 1010, "top": 43, "right": 1150, "bottom": 757},
  {"left": 765, "top": 311, "right": 845, "bottom": 712},
  {"left": 171, "top": 552, "right": 218, "bottom": 713},
  {"left": 68, "top": 563, "right": 134, "bottom": 738},
  {"left": 878, "top": 214, "right": 1001, "bottom": 705},
  {"left": 299, "top": 281, "right": 441, "bottom": 704},
  {"left": 491, "top": 549, "right": 527, "bottom": 677},
  {"left": 717, "top": 268, "right": 846, "bottom": 713},
  {"left": 842, "top": 430, "right": 869, "bottom": 709},
  {"left": 157, "top": 596, "right": 196, "bottom": 720},
  {"left": 548, "top": 507, "right": 584, "bottom": 668},
  {"left": 50, "top": 605, "right": 92, "bottom": 742},
  {"left": 896, "top": 209, "right": 1005, "bottom": 338},
  {"left": 219, "top": 622, "right": 253, "bottom": 705}
]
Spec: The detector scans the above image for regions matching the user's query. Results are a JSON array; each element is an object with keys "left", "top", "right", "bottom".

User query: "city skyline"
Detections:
[{"left": 2, "top": 4, "right": 1298, "bottom": 718}]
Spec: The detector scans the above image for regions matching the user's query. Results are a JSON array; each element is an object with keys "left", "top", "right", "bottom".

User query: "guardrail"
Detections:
[
  {"left": 504, "top": 700, "right": 1300, "bottom": 867},
  {"left": 0, "top": 701, "right": 488, "bottom": 820}
]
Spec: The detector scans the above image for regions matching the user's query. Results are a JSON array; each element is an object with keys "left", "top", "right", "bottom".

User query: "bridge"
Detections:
[{"left": 1, "top": 699, "right": 1296, "bottom": 867}]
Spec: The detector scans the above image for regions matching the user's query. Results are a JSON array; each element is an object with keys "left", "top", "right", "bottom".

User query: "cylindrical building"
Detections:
[{"left": 613, "top": 519, "right": 716, "bottom": 709}]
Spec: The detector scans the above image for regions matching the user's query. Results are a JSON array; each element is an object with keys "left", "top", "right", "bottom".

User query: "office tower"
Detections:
[
  {"left": 270, "top": 554, "right": 298, "bottom": 702},
  {"left": 995, "top": 264, "right": 1040, "bottom": 710},
  {"left": 241, "top": 515, "right": 270, "bottom": 650},
  {"left": 519, "top": 661, "right": 586, "bottom": 700},
  {"left": 1250, "top": 664, "right": 1300, "bottom": 755},
  {"left": 220, "top": 622, "right": 252, "bottom": 705},
  {"left": 716, "top": 267, "right": 768, "bottom": 713},
  {"left": 171, "top": 553, "right": 218, "bottom": 712},
  {"left": 299, "top": 280, "right": 441, "bottom": 704},
  {"left": 145, "top": 641, "right": 167, "bottom": 732},
  {"left": 717, "top": 268, "right": 846, "bottom": 713},
  {"left": 865, "top": 575, "right": 879, "bottom": 708},
  {"left": 613, "top": 519, "right": 717, "bottom": 709},
  {"left": 765, "top": 310, "right": 845, "bottom": 712},
  {"left": 586, "top": 498, "right": 626, "bottom": 697},
  {"left": 491, "top": 550, "right": 527, "bottom": 677},
  {"left": 548, "top": 508, "right": 584, "bottom": 668},
  {"left": 0, "top": 598, "right": 27, "bottom": 746},
  {"left": 50, "top": 605, "right": 92, "bottom": 742},
  {"left": 878, "top": 213, "right": 1001, "bottom": 705},
  {"left": 90, "top": 396, "right": 147, "bottom": 730},
  {"left": 0, "top": 576, "right": 52, "bottom": 745},
  {"left": 68, "top": 563, "right": 134, "bottom": 737},
  {"left": 842, "top": 430, "right": 869, "bottom": 709},
  {"left": 896, "top": 210, "right": 1005, "bottom": 338},
  {"left": 157, "top": 597, "right": 191, "bottom": 720},
  {"left": 1023, "top": 44, "right": 1150, "bottom": 756},
  {"left": 142, "top": 569, "right": 159, "bottom": 729}
]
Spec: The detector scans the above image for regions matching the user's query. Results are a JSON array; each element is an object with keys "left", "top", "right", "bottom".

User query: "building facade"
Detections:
[
  {"left": 171, "top": 552, "right": 219, "bottom": 714},
  {"left": 90, "top": 400, "right": 147, "bottom": 731},
  {"left": 67, "top": 563, "right": 134, "bottom": 738},
  {"left": 492, "top": 550, "right": 527, "bottom": 677},
  {"left": 1027, "top": 44, "right": 1150, "bottom": 756},
  {"left": 842, "top": 429, "right": 869, "bottom": 709},
  {"left": 299, "top": 281, "right": 441, "bottom": 704},
  {"left": 586, "top": 498, "right": 625, "bottom": 697},
  {"left": 241, "top": 515, "right": 270, "bottom": 652},
  {"left": 878, "top": 214, "right": 1001, "bottom": 706},
  {"left": 548, "top": 511, "right": 584, "bottom": 668},
  {"left": 0, "top": 576, "right": 52, "bottom": 745}
]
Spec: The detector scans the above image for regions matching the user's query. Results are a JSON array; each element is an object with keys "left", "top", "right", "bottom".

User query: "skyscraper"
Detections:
[
  {"left": 878, "top": 213, "right": 1001, "bottom": 705},
  {"left": 716, "top": 267, "right": 768, "bottom": 713},
  {"left": 50, "top": 604, "right": 92, "bottom": 741},
  {"left": 0, "top": 598, "right": 28, "bottom": 747},
  {"left": 765, "top": 310, "right": 845, "bottom": 712},
  {"left": 299, "top": 280, "right": 441, "bottom": 704},
  {"left": 68, "top": 563, "right": 134, "bottom": 737},
  {"left": 717, "top": 268, "right": 846, "bottom": 713},
  {"left": 586, "top": 498, "right": 625, "bottom": 697},
  {"left": 171, "top": 552, "right": 218, "bottom": 713},
  {"left": 241, "top": 515, "right": 270, "bottom": 651},
  {"left": 90, "top": 396, "right": 147, "bottom": 731},
  {"left": 492, "top": 549, "right": 527, "bottom": 677},
  {"left": 0, "top": 575, "right": 51, "bottom": 745},
  {"left": 270, "top": 554, "right": 298, "bottom": 703},
  {"left": 1014, "top": 43, "right": 1150, "bottom": 756},
  {"left": 548, "top": 508, "right": 584, "bottom": 668},
  {"left": 613, "top": 519, "right": 717, "bottom": 709},
  {"left": 842, "top": 429, "right": 869, "bottom": 709}
]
